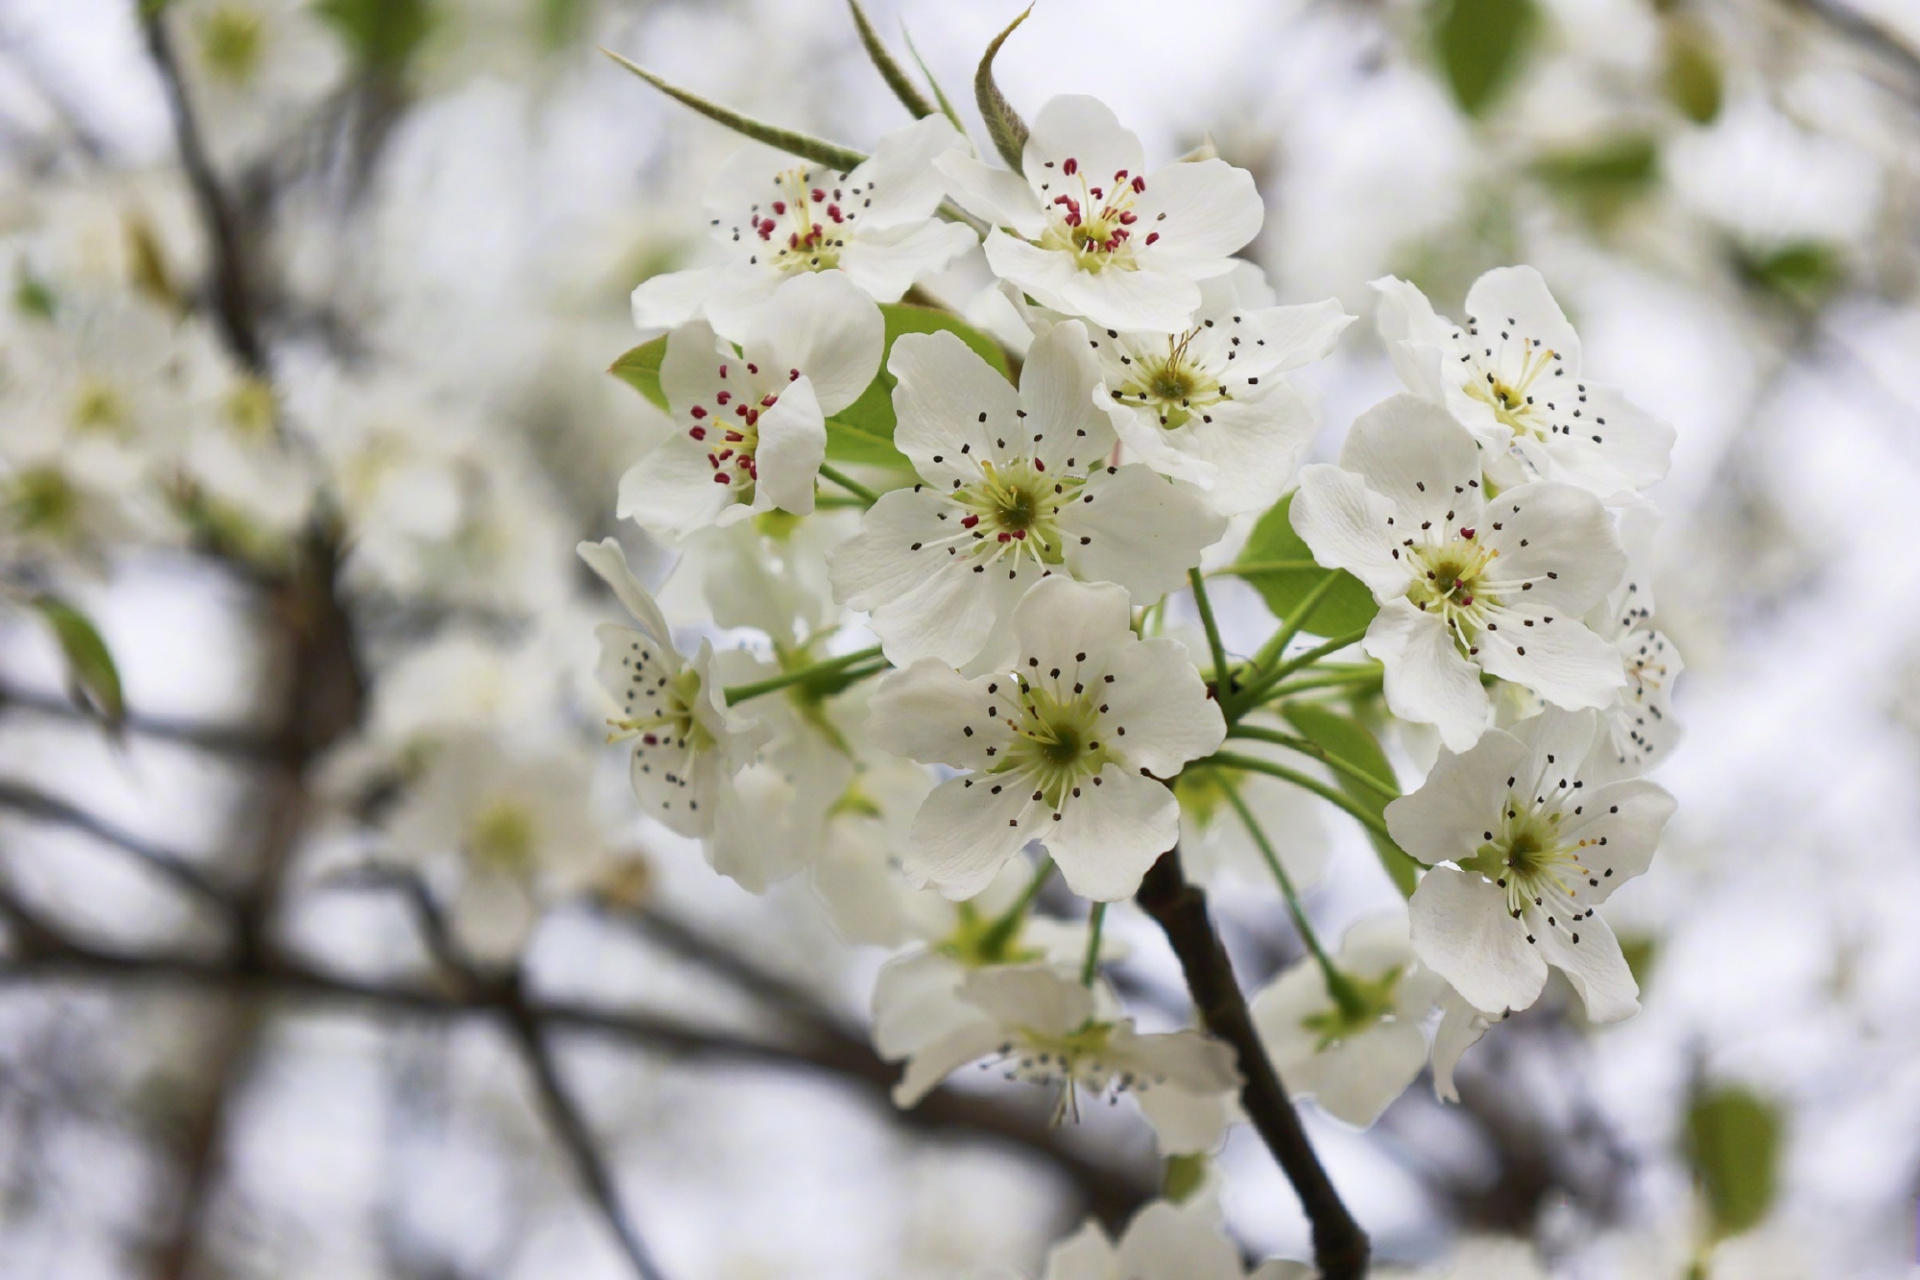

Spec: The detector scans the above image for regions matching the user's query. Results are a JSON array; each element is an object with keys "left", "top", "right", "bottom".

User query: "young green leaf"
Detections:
[
  {"left": 848, "top": 0, "right": 937, "bottom": 120},
  {"left": 608, "top": 337, "right": 669, "bottom": 412},
  {"left": 313, "top": 0, "right": 434, "bottom": 76},
  {"left": 1281, "top": 702, "right": 1419, "bottom": 896},
  {"left": 602, "top": 50, "right": 869, "bottom": 173},
  {"left": 1685, "top": 1084, "right": 1782, "bottom": 1241},
  {"left": 974, "top": 7, "right": 1033, "bottom": 173},
  {"left": 32, "top": 595, "right": 126, "bottom": 729},
  {"left": 1430, "top": 0, "right": 1537, "bottom": 118},
  {"left": 1235, "top": 492, "right": 1379, "bottom": 637},
  {"left": 902, "top": 26, "right": 968, "bottom": 137},
  {"left": 825, "top": 303, "right": 1012, "bottom": 475}
]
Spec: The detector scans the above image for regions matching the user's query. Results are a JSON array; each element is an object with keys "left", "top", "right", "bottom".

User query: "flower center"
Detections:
[
  {"left": 991, "top": 679, "right": 1110, "bottom": 810},
  {"left": 1109, "top": 329, "right": 1228, "bottom": 430},
  {"left": 70, "top": 380, "right": 128, "bottom": 435},
  {"left": 1406, "top": 532, "right": 1502, "bottom": 656},
  {"left": 1461, "top": 799, "right": 1602, "bottom": 930},
  {"left": 197, "top": 4, "right": 265, "bottom": 85},
  {"left": 748, "top": 167, "right": 858, "bottom": 274},
  {"left": 947, "top": 458, "right": 1082, "bottom": 570},
  {"left": 608, "top": 665, "right": 714, "bottom": 755},
  {"left": 1463, "top": 343, "right": 1560, "bottom": 441},
  {"left": 224, "top": 377, "right": 277, "bottom": 439},
  {"left": 990, "top": 1020, "right": 1166, "bottom": 1124},
  {"left": 467, "top": 800, "right": 537, "bottom": 875},
  {"left": 1035, "top": 158, "right": 1152, "bottom": 273},
  {"left": 681, "top": 359, "right": 802, "bottom": 497},
  {"left": 2, "top": 465, "right": 79, "bottom": 536},
  {"left": 1299, "top": 967, "right": 1404, "bottom": 1051}
]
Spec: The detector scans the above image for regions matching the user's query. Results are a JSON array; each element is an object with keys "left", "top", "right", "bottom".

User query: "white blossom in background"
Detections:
[
  {"left": 630, "top": 115, "right": 977, "bottom": 340},
  {"left": 1374, "top": 266, "right": 1674, "bottom": 503},
  {"left": 1390, "top": 708, "right": 1676, "bottom": 1022},
  {"left": 578, "top": 538, "right": 768, "bottom": 839},
  {"left": 172, "top": 0, "right": 346, "bottom": 170},
  {"left": 868, "top": 576, "right": 1225, "bottom": 901},
  {"left": 937, "top": 95, "right": 1264, "bottom": 332},
  {"left": 1249, "top": 911, "right": 1444, "bottom": 1128},
  {"left": 829, "top": 322, "right": 1223, "bottom": 670},
  {"left": 885, "top": 963, "right": 1239, "bottom": 1155},
  {"left": 1587, "top": 509, "right": 1684, "bottom": 768},
  {"left": 1042, "top": 1192, "right": 1309, "bottom": 1280},
  {"left": 1174, "top": 750, "right": 1329, "bottom": 898},
  {"left": 619, "top": 271, "right": 883, "bottom": 537},
  {"left": 1292, "top": 394, "right": 1628, "bottom": 750},
  {"left": 383, "top": 732, "right": 605, "bottom": 966}
]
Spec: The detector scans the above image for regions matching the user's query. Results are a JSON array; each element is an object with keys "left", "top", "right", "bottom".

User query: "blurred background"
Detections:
[{"left": 0, "top": 0, "right": 1917, "bottom": 1275}]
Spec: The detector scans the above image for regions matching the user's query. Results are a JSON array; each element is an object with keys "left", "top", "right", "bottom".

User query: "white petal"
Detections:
[
  {"left": 1019, "top": 320, "right": 1117, "bottom": 465},
  {"left": 1010, "top": 575, "right": 1134, "bottom": 663},
  {"left": 1370, "top": 275, "right": 1458, "bottom": 403},
  {"left": 1134, "top": 1083, "right": 1236, "bottom": 1157},
  {"left": 893, "top": 1018, "right": 1005, "bottom": 1106},
  {"left": 1556, "top": 778, "right": 1676, "bottom": 902},
  {"left": 1477, "top": 602, "right": 1625, "bottom": 711},
  {"left": 1237, "top": 298, "right": 1354, "bottom": 374},
  {"left": 699, "top": 265, "right": 787, "bottom": 344},
  {"left": 1050, "top": 260, "right": 1202, "bottom": 335},
  {"left": 658, "top": 318, "right": 730, "bottom": 419},
  {"left": 905, "top": 773, "right": 1042, "bottom": 900},
  {"left": 934, "top": 151, "right": 1046, "bottom": 235},
  {"left": 1133, "top": 158, "right": 1264, "bottom": 267},
  {"left": 1063, "top": 465, "right": 1226, "bottom": 600},
  {"left": 838, "top": 219, "right": 980, "bottom": 306},
  {"left": 577, "top": 539, "right": 673, "bottom": 648},
  {"left": 871, "top": 949, "right": 971, "bottom": 1059},
  {"left": 1463, "top": 266, "right": 1582, "bottom": 372},
  {"left": 756, "top": 272, "right": 885, "bottom": 415},
  {"left": 1100, "top": 637, "right": 1226, "bottom": 776},
  {"left": 852, "top": 114, "right": 969, "bottom": 227},
  {"left": 1482, "top": 481, "right": 1625, "bottom": 612},
  {"left": 1338, "top": 393, "right": 1484, "bottom": 531},
  {"left": 1297, "top": 1021, "right": 1429, "bottom": 1128},
  {"left": 1289, "top": 464, "right": 1411, "bottom": 600},
  {"left": 889, "top": 329, "right": 1020, "bottom": 482},
  {"left": 1103, "top": 400, "right": 1218, "bottom": 490},
  {"left": 1430, "top": 986, "right": 1494, "bottom": 1103},
  {"left": 746, "top": 376, "right": 827, "bottom": 514},
  {"left": 631, "top": 266, "right": 724, "bottom": 337},
  {"left": 1048, "top": 765, "right": 1181, "bottom": 901},
  {"left": 1115, "top": 1197, "right": 1243, "bottom": 1280},
  {"left": 867, "top": 659, "right": 1008, "bottom": 771},
  {"left": 449, "top": 872, "right": 538, "bottom": 968},
  {"left": 1533, "top": 910, "right": 1638, "bottom": 1023},
  {"left": 959, "top": 964, "right": 1095, "bottom": 1036},
  {"left": 1385, "top": 728, "right": 1530, "bottom": 867},
  {"left": 617, "top": 435, "right": 737, "bottom": 537},
  {"left": 1175, "top": 388, "right": 1318, "bottom": 516},
  {"left": 1023, "top": 96, "right": 1146, "bottom": 202},
  {"left": 1365, "top": 598, "right": 1492, "bottom": 752},
  {"left": 1042, "top": 1221, "right": 1119, "bottom": 1280},
  {"left": 1410, "top": 865, "right": 1547, "bottom": 1015}
]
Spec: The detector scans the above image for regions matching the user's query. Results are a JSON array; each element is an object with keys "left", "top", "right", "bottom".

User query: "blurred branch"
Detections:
[
  {"left": 1135, "top": 848, "right": 1369, "bottom": 1280},
  {"left": 0, "top": 778, "right": 233, "bottom": 912},
  {"left": 1787, "top": 0, "right": 1920, "bottom": 102},
  {"left": 0, "top": 680, "right": 285, "bottom": 758}
]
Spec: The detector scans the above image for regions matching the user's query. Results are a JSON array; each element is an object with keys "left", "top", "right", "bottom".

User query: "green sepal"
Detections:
[
  {"left": 602, "top": 50, "right": 868, "bottom": 173},
  {"left": 848, "top": 0, "right": 936, "bottom": 120},
  {"left": 1281, "top": 702, "right": 1419, "bottom": 896},
  {"left": 974, "top": 7, "right": 1033, "bottom": 173},
  {"left": 31, "top": 594, "right": 126, "bottom": 730},
  {"left": 1162, "top": 1153, "right": 1209, "bottom": 1204},
  {"left": 1235, "top": 492, "right": 1379, "bottom": 638},
  {"left": 608, "top": 336, "right": 669, "bottom": 412}
]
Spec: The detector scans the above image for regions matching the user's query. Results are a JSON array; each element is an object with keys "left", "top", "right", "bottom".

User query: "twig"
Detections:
[
  {"left": 0, "top": 680, "right": 286, "bottom": 759},
  {"left": 1135, "top": 848, "right": 1369, "bottom": 1279},
  {"left": 1788, "top": 0, "right": 1920, "bottom": 104},
  {"left": 0, "top": 778, "right": 232, "bottom": 911}
]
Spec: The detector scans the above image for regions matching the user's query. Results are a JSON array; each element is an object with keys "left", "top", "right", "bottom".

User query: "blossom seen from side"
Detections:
[{"left": 1042, "top": 1192, "right": 1309, "bottom": 1280}]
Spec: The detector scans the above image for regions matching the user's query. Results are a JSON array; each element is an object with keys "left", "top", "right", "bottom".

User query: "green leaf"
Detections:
[
  {"left": 31, "top": 595, "right": 125, "bottom": 729},
  {"left": 1235, "top": 492, "right": 1378, "bottom": 638},
  {"left": 848, "top": 0, "right": 937, "bottom": 120},
  {"left": 1531, "top": 133, "right": 1660, "bottom": 226},
  {"left": 825, "top": 303, "right": 1011, "bottom": 474},
  {"left": 602, "top": 51, "right": 868, "bottom": 173},
  {"left": 1663, "top": 16, "right": 1723, "bottom": 125},
  {"left": 1162, "top": 1153, "right": 1208, "bottom": 1204},
  {"left": 974, "top": 7, "right": 1033, "bottom": 173},
  {"left": 1281, "top": 703, "right": 1419, "bottom": 896},
  {"left": 608, "top": 337, "right": 669, "bottom": 412},
  {"left": 1685, "top": 1084, "right": 1782, "bottom": 1241},
  {"left": 1736, "top": 240, "right": 1846, "bottom": 308},
  {"left": 1431, "top": 0, "right": 1537, "bottom": 118},
  {"left": 313, "top": 0, "right": 433, "bottom": 76}
]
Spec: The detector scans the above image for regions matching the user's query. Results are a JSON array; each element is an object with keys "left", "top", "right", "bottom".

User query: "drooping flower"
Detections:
[
  {"left": 936, "top": 96, "right": 1264, "bottom": 333},
  {"left": 1291, "top": 394, "right": 1628, "bottom": 751},
  {"left": 1390, "top": 708, "right": 1677, "bottom": 1022},
  {"left": 1042, "top": 1192, "right": 1309, "bottom": 1280},
  {"left": 577, "top": 538, "right": 768, "bottom": 837},
  {"left": 827, "top": 321, "right": 1224, "bottom": 671},
  {"left": 868, "top": 576, "right": 1226, "bottom": 901},
  {"left": 619, "top": 271, "right": 883, "bottom": 539},
  {"left": 1374, "top": 266, "right": 1674, "bottom": 503},
  {"left": 630, "top": 115, "right": 977, "bottom": 340},
  {"left": 1249, "top": 911, "right": 1444, "bottom": 1128},
  {"left": 886, "top": 963, "right": 1239, "bottom": 1156}
]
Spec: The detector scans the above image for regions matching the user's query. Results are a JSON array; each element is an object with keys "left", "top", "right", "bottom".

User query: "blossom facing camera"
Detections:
[
  {"left": 868, "top": 576, "right": 1225, "bottom": 902},
  {"left": 1391, "top": 708, "right": 1677, "bottom": 1022},
  {"left": 937, "top": 95, "right": 1265, "bottom": 333}
]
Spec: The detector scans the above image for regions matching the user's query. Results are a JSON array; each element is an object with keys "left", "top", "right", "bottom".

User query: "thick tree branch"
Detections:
[{"left": 1135, "top": 848, "right": 1369, "bottom": 1280}]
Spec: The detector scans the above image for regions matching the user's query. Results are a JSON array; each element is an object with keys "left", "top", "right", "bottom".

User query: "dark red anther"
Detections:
[
  {"left": 1062, "top": 157, "right": 1078, "bottom": 175},
  {"left": 772, "top": 200, "right": 786, "bottom": 214},
  {"left": 811, "top": 188, "right": 825, "bottom": 201},
  {"left": 1012, "top": 529, "right": 1026, "bottom": 540},
  {"left": 746, "top": 363, "right": 758, "bottom": 374},
  {"left": 1460, "top": 527, "right": 1476, "bottom": 539},
  {"left": 789, "top": 232, "right": 800, "bottom": 248},
  {"left": 961, "top": 514, "right": 980, "bottom": 528},
  {"left": 718, "top": 364, "right": 727, "bottom": 378},
  {"left": 1131, "top": 175, "right": 1146, "bottom": 192},
  {"left": 716, "top": 390, "right": 731, "bottom": 405},
  {"left": 1118, "top": 211, "right": 1137, "bottom": 224},
  {"left": 1145, "top": 232, "right": 1160, "bottom": 245},
  {"left": 714, "top": 473, "right": 731, "bottom": 484},
  {"left": 689, "top": 427, "right": 706, "bottom": 440},
  {"left": 789, "top": 368, "right": 800, "bottom": 381},
  {"left": 1113, "top": 169, "right": 1128, "bottom": 181},
  {"left": 690, "top": 405, "right": 708, "bottom": 418},
  {"left": 1090, "top": 187, "right": 1103, "bottom": 200},
  {"left": 724, "top": 430, "right": 744, "bottom": 443},
  {"left": 997, "top": 531, "right": 1012, "bottom": 542},
  {"left": 642, "top": 733, "right": 659, "bottom": 745},
  {"left": 761, "top": 394, "right": 778, "bottom": 407},
  {"left": 1033, "top": 459, "right": 1045, "bottom": 471},
  {"left": 827, "top": 204, "right": 844, "bottom": 223}
]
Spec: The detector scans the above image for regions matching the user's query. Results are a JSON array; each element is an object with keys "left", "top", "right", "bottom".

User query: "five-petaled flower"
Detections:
[
  {"left": 1291, "top": 394, "right": 1629, "bottom": 751},
  {"left": 828, "top": 321, "right": 1224, "bottom": 671},
  {"left": 1374, "top": 266, "right": 1675, "bottom": 503},
  {"left": 1390, "top": 708, "right": 1677, "bottom": 1023},
  {"left": 868, "top": 576, "right": 1225, "bottom": 901},
  {"left": 936, "top": 96, "right": 1265, "bottom": 333}
]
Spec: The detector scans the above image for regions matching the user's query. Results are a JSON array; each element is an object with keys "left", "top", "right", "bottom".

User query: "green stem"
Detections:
[
  {"left": 1227, "top": 726, "right": 1399, "bottom": 801},
  {"left": 1213, "top": 559, "right": 1325, "bottom": 577},
  {"left": 1217, "top": 776, "right": 1364, "bottom": 1021},
  {"left": 977, "top": 856, "right": 1053, "bottom": 959},
  {"left": 1201, "top": 751, "right": 1397, "bottom": 846},
  {"left": 1189, "top": 568, "right": 1233, "bottom": 697},
  {"left": 1239, "top": 628, "right": 1371, "bottom": 710},
  {"left": 817, "top": 463, "right": 881, "bottom": 506},
  {"left": 1260, "top": 667, "right": 1384, "bottom": 700},
  {"left": 722, "top": 646, "right": 884, "bottom": 704},
  {"left": 1081, "top": 902, "right": 1106, "bottom": 987},
  {"left": 1249, "top": 570, "right": 1343, "bottom": 675}
]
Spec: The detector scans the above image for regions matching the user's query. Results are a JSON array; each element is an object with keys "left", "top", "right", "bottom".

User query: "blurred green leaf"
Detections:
[
  {"left": 1618, "top": 931, "right": 1658, "bottom": 992},
  {"left": 1531, "top": 133, "right": 1659, "bottom": 227},
  {"left": 608, "top": 337, "right": 669, "bottom": 412},
  {"left": 537, "top": 0, "right": 590, "bottom": 50},
  {"left": 974, "top": 6, "right": 1032, "bottom": 172},
  {"left": 1163, "top": 1153, "right": 1208, "bottom": 1204},
  {"left": 1685, "top": 1084, "right": 1782, "bottom": 1240},
  {"left": 1281, "top": 702, "right": 1419, "bottom": 896},
  {"left": 313, "top": 0, "right": 433, "bottom": 75},
  {"left": 825, "top": 303, "right": 1009, "bottom": 474},
  {"left": 1234, "top": 492, "right": 1378, "bottom": 638},
  {"left": 1737, "top": 241, "right": 1846, "bottom": 308},
  {"left": 13, "top": 264, "right": 54, "bottom": 319},
  {"left": 31, "top": 594, "right": 125, "bottom": 729},
  {"left": 1663, "top": 17, "right": 1723, "bottom": 125},
  {"left": 1431, "top": 0, "right": 1537, "bottom": 118},
  {"left": 603, "top": 51, "right": 868, "bottom": 173}
]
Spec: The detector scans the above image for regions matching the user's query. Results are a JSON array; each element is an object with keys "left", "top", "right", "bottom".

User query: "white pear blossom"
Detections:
[
  {"left": 1588, "top": 511, "right": 1684, "bottom": 768},
  {"left": 630, "top": 115, "right": 977, "bottom": 340},
  {"left": 1250, "top": 911, "right": 1444, "bottom": 1128},
  {"left": 1043, "top": 1193, "right": 1309, "bottom": 1280},
  {"left": 868, "top": 576, "right": 1226, "bottom": 901},
  {"left": 619, "top": 271, "right": 883, "bottom": 538},
  {"left": 886, "top": 963, "right": 1239, "bottom": 1155},
  {"left": 828, "top": 322, "right": 1224, "bottom": 670},
  {"left": 1390, "top": 708, "right": 1677, "bottom": 1023},
  {"left": 1292, "top": 394, "right": 1629, "bottom": 751},
  {"left": 1091, "top": 274, "right": 1351, "bottom": 515},
  {"left": 1374, "top": 267, "right": 1674, "bottom": 503},
  {"left": 1429, "top": 985, "right": 1505, "bottom": 1104},
  {"left": 578, "top": 538, "right": 768, "bottom": 838},
  {"left": 383, "top": 732, "right": 605, "bottom": 966},
  {"left": 937, "top": 96, "right": 1264, "bottom": 333}
]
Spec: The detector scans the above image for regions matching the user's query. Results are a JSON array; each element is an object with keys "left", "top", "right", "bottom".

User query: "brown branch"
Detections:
[
  {"left": 0, "top": 778, "right": 232, "bottom": 912},
  {"left": 1135, "top": 848, "right": 1369, "bottom": 1280},
  {"left": 0, "top": 679, "right": 286, "bottom": 759},
  {"left": 1787, "top": 0, "right": 1920, "bottom": 103}
]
